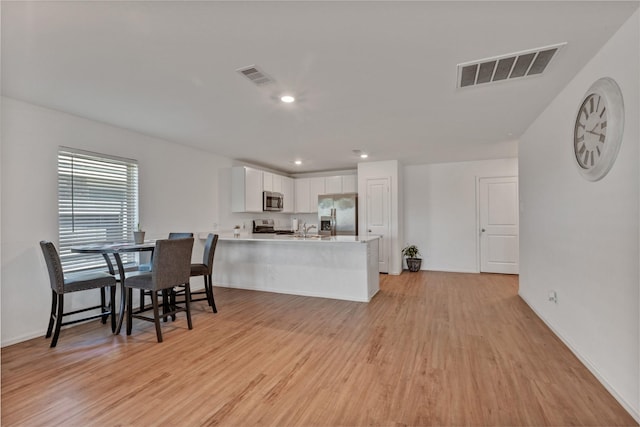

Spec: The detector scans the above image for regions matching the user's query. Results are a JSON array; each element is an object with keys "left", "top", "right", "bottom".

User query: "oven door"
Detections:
[{"left": 263, "top": 191, "right": 283, "bottom": 211}]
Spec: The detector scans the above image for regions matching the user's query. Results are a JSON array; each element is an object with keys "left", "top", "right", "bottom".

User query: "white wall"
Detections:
[
  {"left": 0, "top": 97, "right": 234, "bottom": 346},
  {"left": 519, "top": 10, "right": 639, "bottom": 421},
  {"left": 403, "top": 158, "right": 518, "bottom": 273}
]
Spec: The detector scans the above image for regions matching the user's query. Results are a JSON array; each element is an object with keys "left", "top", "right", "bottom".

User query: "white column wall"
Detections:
[
  {"left": 1, "top": 97, "right": 233, "bottom": 346},
  {"left": 519, "top": 11, "right": 639, "bottom": 420},
  {"left": 403, "top": 158, "right": 518, "bottom": 273}
]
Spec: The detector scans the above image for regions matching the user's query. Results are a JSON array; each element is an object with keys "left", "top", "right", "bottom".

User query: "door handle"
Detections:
[
  {"left": 368, "top": 229, "right": 372, "bottom": 233},
  {"left": 481, "top": 228, "right": 486, "bottom": 232}
]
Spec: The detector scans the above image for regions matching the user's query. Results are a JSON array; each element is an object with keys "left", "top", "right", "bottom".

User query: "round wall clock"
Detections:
[{"left": 573, "top": 77, "right": 625, "bottom": 181}]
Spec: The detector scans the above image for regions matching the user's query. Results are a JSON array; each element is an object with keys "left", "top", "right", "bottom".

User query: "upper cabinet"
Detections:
[
  {"left": 324, "top": 176, "right": 342, "bottom": 194},
  {"left": 294, "top": 178, "right": 310, "bottom": 213},
  {"left": 233, "top": 166, "right": 357, "bottom": 213},
  {"left": 281, "top": 176, "right": 294, "bottom": 213},
  {"left": 342, "top": 175, "right": 357, "bottom": 193},
  {"left": 295, "top": 175, "right": 358, "bottom": 213},
  {"left": 232, "top": 166, "right": 263, "bottom": 213},
  {"left": 325, "top": 175, "right": 357, "bottom": 194},
  {"left": 272, "top": 174, "right": 283, "bottom": 193},
  {"left": 295, "top": 177, "right": 329, "bottom": 214},
  {"left": 263, "top": 172, "right": 273, "bottom": 191},
  {"left": 308, "top": 177, "right": 325, "bottom": 213}
]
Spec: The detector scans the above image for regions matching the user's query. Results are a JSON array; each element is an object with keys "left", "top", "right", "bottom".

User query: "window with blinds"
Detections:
[{"left": 58, "top": 148, "right": 139, "bottom": 272}]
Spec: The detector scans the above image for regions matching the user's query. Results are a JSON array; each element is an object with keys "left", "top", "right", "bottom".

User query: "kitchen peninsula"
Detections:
[{"left": 209, "top": 233, "right": 380, "bottom": 302}]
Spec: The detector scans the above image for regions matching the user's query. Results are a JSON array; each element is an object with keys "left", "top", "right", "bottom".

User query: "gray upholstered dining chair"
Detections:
[
  {"left": 168, "top": 232, "right": 194, "bottom": 240},
  {"left": 125, "top": 237, "right": 194, "bottom": 343},
  {"left": 39, "top": 241, "right": 117, "bottom": 348},
  {"left": 139, "top": 232, "right": 194, "bottom": 313},
  {"left": 172, "top": 233, "right": 219, "bottom": 313}
]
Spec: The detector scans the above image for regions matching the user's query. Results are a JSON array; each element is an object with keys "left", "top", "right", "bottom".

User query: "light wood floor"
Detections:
[{"left": 2, "top": 271, "right": 637, "bottom": 426}]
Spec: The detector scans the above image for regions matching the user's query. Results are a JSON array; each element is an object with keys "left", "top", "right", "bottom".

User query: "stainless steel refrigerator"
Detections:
[{"left": 318, "top": 193, "right": 358, "bottom": 236}]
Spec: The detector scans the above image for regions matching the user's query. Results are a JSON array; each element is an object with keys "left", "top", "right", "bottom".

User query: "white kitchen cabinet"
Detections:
[
  {"left": 324, "top": 175, "right": 357, "bottom": 194},
  {"left": 281, "top": 176, "right": 294, "bottom": 213},
  {"left": 263, "top": 171, "right": 284, "bottom": 193},
  {"left": 272, "top": 174, "right": 282, "bottom": 193},
  {"left": 296, "top": 175, "right": 356, "bottom": 213},
  {"left": 342, "top": 175, "right": 357, "bottom": 193},
  {"left": 295, "top": 178, "right": 310, "bottom": 213},
  {"left": 324, "top": 176, "right": 342, "bottom": 194},
  {"left": 234, "top": 166, "right": 356, "bottom": 213},
  {"left": 232, "top": 166, "right": 263, "bottom": 213},
  {"left": 263, "top": 172, "right": 273, "bottom": 191},
  {"left": 308, "top": 177, "right": 325, "bottom": 213}
]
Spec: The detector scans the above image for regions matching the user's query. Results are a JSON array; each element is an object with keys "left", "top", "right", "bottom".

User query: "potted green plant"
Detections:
[
  {"left": 133, "top": 223, "right": 145, "bottom": 244},
  {"left": 402, "top": 244, "right": 422, "bottom": 272}
]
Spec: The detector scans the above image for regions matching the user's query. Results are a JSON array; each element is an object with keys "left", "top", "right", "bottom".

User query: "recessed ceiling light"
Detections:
[
  {"left": 360, "top": 153, "right": 368, "bottom": 159},
  {"left": 281, "top": 95, "right": 295, "bottom": 103},
  {"left": 294, "top": 160, "right": 302, "bottom": 165}
]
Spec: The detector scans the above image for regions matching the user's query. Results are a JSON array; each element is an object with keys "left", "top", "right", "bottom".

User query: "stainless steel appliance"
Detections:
[
  {"left": 318, "top": 193, "right": 358, "bottom": 236},
  {"left": 263, "top": 191, "right": 283, "bottom": 212},
  {"left": 252, "top": 219, "right": 295, "bottom": 235}
]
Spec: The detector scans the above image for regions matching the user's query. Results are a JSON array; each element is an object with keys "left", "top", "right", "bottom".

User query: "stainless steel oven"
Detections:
[{"left": 263, "top": 191, "right": 283, "bottom": 211}]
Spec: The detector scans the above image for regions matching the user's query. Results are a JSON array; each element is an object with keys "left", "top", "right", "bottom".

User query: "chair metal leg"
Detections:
[
  {"left": 152, "top": 291, "right": 163, "bottom": 343},
  {"left": 110, "top": 285, "right": 117, "bottom": 333},
  {"left": 139, "top": 289, "right": 146, "bottom": 311},
  {"left": 50, "top": 294, "right": 64, "bottom": 348},
  {"left": 46, "top": 289, "right": 57, "bottom": 338},
  {"left": 170, "top": 288, "right": 177, "bottom": 321},
  {"left": 203, "top": 276, "right": 212, "bottom": 307},
  {"left": 208, "top": 275, "right": 217, "bottom": 313},
  {"left": 161, "top": 289, "right": 174, "bottom": 322},
  {"left": 126, "top": 287, "right": 133, "bottom": 336},
  {"left": 100, "top": 287, "right": 108, "bottom": 324},
  {"left": 184, "top": 283, "right": 193, "bottom": 330}
]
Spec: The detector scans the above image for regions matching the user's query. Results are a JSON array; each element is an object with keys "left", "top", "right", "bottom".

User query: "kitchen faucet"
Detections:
[{"left": 301, "top": 223, "right": 316, "bottom": 237}]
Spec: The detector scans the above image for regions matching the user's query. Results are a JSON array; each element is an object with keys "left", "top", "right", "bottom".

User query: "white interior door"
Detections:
[
  {"left": 366, "top": 177, "right": 390, "bottom": 273},
  {"left": 479, "top": 177, "right": 519, "bottom": 274}
]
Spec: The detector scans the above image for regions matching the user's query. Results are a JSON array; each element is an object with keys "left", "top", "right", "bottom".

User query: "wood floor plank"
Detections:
[{"left": 2, "top": 271, "right": 637, "bottom": 426}]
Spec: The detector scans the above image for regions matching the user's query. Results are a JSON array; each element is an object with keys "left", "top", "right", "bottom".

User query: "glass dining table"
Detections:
[{"left": 70, "top": 241, "right": 156, "bottom": 334}]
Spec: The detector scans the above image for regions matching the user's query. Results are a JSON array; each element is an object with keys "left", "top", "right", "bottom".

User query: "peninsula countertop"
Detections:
[
  {"left": 211, "top": 231, "right": 380, "bottom": 302},
  {"left": 199, "top": 232, "right": 380, "bottom": 243}
]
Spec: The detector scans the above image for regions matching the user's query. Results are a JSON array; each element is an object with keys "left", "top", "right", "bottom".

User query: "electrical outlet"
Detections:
[{"left": 548, "top": 290, "right": 558, "bottom": 304}]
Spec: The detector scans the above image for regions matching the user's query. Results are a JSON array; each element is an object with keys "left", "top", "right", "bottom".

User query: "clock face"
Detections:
[
  {"left": 574, "top": 94, "right": 607, "bottom": 169},
  {"left": 573, "top": 77, "right": 624, "bottom": 181}
]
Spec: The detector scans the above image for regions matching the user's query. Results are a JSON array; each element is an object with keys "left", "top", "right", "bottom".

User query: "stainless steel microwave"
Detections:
[{"left": 263, "top": 191, "right": 283, "bottom": 211}]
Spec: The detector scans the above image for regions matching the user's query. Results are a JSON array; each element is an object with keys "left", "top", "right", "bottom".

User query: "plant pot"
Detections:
[
  {"left": 133, "top": 231, "right": 145, "bottom": 244},
  {"left": 406, "top": 257, "right": 422, "bottom": 272}
]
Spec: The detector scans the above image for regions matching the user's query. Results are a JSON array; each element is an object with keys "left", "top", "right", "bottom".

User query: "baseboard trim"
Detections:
[
  {"left": 1, "top": 284, "right": 211, "bottom": 348},
  {"left": 422, "top": 267, "right": 479, "bottom": 274},
  {"left": 1, "top": 331, "right": 45, "bottom": 348},
  {"left": 519, "top": 293, "right": 640, "bottom": 423}
]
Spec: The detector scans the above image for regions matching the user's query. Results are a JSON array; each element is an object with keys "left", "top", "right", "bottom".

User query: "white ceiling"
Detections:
[{"left": 2, "top": 1, "right": 638, "bottom": 173}]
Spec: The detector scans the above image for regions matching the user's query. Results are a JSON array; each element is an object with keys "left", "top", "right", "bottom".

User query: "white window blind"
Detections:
[{"left": 58, "top": 147, "right": 139, "bottom": 272}]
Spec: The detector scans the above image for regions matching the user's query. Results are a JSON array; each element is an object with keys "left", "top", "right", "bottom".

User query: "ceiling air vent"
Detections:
[
  {"left": 236, "top": 65, "right": 274, "bottom": 86},
  {"left": 457, "top": 42, "right": 566, "bottom": 88}
]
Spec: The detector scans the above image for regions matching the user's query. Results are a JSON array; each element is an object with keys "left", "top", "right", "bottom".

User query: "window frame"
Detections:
[{"left": 57, "top": 147, "right": 139, "bottom": 272}]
